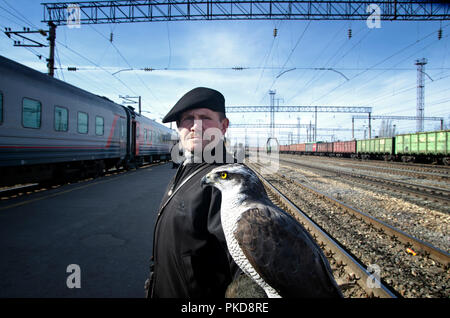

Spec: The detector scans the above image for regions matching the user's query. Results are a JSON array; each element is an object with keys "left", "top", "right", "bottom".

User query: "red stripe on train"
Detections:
[{"left": 0, "top": 115, "right": 121, "bottom": 150}]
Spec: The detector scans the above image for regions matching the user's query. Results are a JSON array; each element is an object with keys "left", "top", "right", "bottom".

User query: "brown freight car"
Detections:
[
  {"left": 296, "top": 143, "right": 306, "bottom": 153},
  {"left": 333, "top": 140, "right": 356, "bottom": 157},
  {"left": 316, "top": 142, "right": 333, "bottom": 154}
]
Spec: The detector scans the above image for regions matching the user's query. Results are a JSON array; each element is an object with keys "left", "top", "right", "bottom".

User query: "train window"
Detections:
[
  {"left": 163, "top": 133, "right": 170, "bottom": 142},
  {"left": 95, "top": 116, "right": 104, "bottom": 135},
  {"left": 77, "top": 112, "right": 88, "bottom": 134},
  {"left": 0, "top": 92, "right": 3, "bottom": 123},
  {"left": 120, "top": 118, "right": 125, "bottom": 139},
  {"left": 144, "top": 128, "right": 147, "bottom": 141},
  {"left": 54, "top": 106, "right": 68, "bottom": 132},
  {"left": 22, "top": 98, "right": 41, "bottom": 129}
]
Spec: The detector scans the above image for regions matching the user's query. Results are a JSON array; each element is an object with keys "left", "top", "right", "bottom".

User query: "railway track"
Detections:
[
  {"left": 278, "top": 157, "right": 450, "bottom": 208},
  {"left": 284, "top": 154, "right": 450, "bottom": 181},
  {"left": 0, "top": 183, "right": 43, "bottom": 199},
  {"left": 0, "top": 161, "right": 168, "bottom": 200},
  {"left": 248, "top": 162, "right": 450, "bottom": 298},
  {"left": 249, "top": 163, "right": 397, "bottom": 298}
]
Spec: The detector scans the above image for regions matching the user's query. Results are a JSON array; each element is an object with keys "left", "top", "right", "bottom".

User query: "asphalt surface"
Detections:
[{"left": 0, "top": 163, "right": 176, "bottom": 298}]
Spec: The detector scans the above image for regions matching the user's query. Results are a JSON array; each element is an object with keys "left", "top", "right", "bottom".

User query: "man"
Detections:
[
  {"left": 146, "top": 87, "right": 341, "bottom": 299},
  {"left": 146, "top": 87, "right": 241, "bottom": 298}
]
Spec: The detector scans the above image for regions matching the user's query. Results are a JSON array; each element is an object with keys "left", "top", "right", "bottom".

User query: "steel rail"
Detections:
[
  {"left": 249, "top": 164, "right": 397, "bottom": 298},
  {"left": 305, "top": 156, "right": 450, "bottom": 180},
  {"left": 279, "top": 157, "right": 450, "bottom": 205},
  {"left": 261, "top": 160, "right": 450, "bottom": 266},
  {"left": 299, "top": 155, "right": 450, "bottom": 173}
]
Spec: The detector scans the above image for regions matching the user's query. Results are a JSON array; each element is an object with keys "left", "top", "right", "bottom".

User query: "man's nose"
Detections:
[{"left": 190, "top": 120, "right": 203, "bottom": 132}]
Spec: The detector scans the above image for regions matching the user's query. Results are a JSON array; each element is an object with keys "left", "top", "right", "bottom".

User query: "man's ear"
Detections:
[{"left": 221, "top": 117, "right": 229, "bottom": 135}]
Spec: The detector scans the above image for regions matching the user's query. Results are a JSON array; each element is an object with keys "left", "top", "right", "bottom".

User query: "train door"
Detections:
[
  {"left": 131, "top": 120, "right": 137, "bottom": 157},
  {"left": 119, "top": 116, "right": 126, "bottom": 157},
  {"left": 135, "top": 122, "right": 140, "bottom": 156}
]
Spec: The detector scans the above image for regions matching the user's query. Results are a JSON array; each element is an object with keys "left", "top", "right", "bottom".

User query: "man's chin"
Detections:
[{"left": 184, "top": 142, "right": 203, "bottom": 154}]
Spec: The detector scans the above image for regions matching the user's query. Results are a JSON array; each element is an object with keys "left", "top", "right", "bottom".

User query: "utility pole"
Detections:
[
  {"left": 4, "top": 23, "right": 56, "bottom": 77},
  {"left": 47, "top": 22, "right": 56, "bottom": 77},
  {"left": 314, "top": 106, "right": 317, "bottom": 141},
  {"left": 119, "top": 95, "right": 141, "bottom": 114},
  {"left": 269, "top": 90, "right": 276, "bottom": 138},
  {"left": 3, "top": 26, "right": 53, "bottom": 74},
  {"left": 309, "top": 121, "right": 312, "bottom": 142},
  {"left": 353, "top": 114, "right": 443, "bottom": 136},
  {"left": 416, "top": 58, "right": 427, "bottom": 132},
  {"left": 138, "top": 96, "right": 141, "bottom": 114},
  {"left": 352, "top": 117, "right": 355, "bottom": 139}
]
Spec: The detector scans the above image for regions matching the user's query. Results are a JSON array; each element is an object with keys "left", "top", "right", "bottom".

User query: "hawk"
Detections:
[{"left": 201, "top": 164, "right": 342, "bottom": 298}]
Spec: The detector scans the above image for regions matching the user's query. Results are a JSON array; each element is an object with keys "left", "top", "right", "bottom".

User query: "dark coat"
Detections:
[{"left": 148, "top": 161, "right": 241, "bottom": 298}]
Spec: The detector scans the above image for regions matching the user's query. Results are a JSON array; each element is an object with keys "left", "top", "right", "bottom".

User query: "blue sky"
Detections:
[{"left": 1, "top": 0, "right": 449, "bottom": 145}]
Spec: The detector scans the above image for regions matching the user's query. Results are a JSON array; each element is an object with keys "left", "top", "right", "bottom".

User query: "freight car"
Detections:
[
  {"left": 305, "top": 142, "right": 316, "bottom": 153},
  {"left": 357, "top": 137, "right": 395, "bottom": 161},
  {"left": 395, "top": 130, "right": 449, "bottom": 165},
  {"left": 278, "top": 129, "right": 449, "bottom": 165},
  {"left": 333, "top": 140, "right": 356, "bottom": 158},
  {"left": 0, "top": 55, "right": 175, "bottom": 187},
  {"left": 316, "top": 142, "right": 333, "bottom": 155},
  {"left": 289, "top": 143, "right": 306, "bottom": 154}
]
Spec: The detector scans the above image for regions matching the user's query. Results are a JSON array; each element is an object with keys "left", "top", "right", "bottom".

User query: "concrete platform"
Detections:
[{"left": 0, "top": 163, "right": 176, "bottom": 297}]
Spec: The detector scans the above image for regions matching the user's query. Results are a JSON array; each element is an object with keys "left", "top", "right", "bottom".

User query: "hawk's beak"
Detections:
[{"left": 201, "top": 174, "right": 212, "bottom": 188}]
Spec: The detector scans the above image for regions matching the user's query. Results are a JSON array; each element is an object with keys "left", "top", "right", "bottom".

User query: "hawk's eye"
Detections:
[{"left": 220, "top": 172, "right": 228, "bottom": 179}]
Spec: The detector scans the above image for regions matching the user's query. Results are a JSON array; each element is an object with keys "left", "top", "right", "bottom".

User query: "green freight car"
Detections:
[
  {"left": 395, "top": 130, "right": 449, "bottom": 164},
  {"left": 357, "top": 137, "right": 395, "bottom": 160}
]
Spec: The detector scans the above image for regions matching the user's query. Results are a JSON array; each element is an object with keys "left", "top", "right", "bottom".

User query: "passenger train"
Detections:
[{"left": 0, "top": 55, "right": 176, "bottom": 187}]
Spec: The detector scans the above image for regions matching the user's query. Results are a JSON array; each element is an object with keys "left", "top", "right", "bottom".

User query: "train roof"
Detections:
[
  {"left": 0, "top": 55, "right": 126, "bottom": 111},
  {"left": 0, "top": 55, "right": 175, "bottom": 135}
]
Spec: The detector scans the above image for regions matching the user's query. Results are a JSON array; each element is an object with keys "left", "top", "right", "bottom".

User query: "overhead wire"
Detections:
[
  {"left": 56, "top": 38, "right": 140, "bottom": 96},
  {"left": 0, "top": 2, "right": 140, "bottom": 104},
  {"left": 285, "top": 22, "right": 347, "bottom": 99},
  {"left": 366, "top": 68, "right": 450, "bottom": 108},
  {"left": 309, "top": 22, "right": 450, "bottom": 106},
  {"left": 0, "top": 1, "right": 159, "bottom": 107},
  {"left": 0, "top": 3, "right": 47, "bottom": 58},
  {"left": 267, "top": 20, "right": 311, "bottom": 91},
  {"left": 331, "top": 25, "right": 450, "bottom": 106},
  {"left": 55, "top": 47, "right": 123, "bottom": 96},
  {"left": 64, "top": 65, "right": 450, "bottom": 73},
  {"left": 287, "top": 23, "right": 447, "bottom": 136},
  {"left": 55, "top": 45, "right": 65, "bottom": 81},
  {"left": 87, "top": 24, "right": 161, "bottom": 105},
  {"left": 0, "top": 1, "right": 38, "bottom": 29},
  {"left": 0, "top": 18, "right": 45, "bottom": 61},
  {"left": 254, "top": 25, "right": 279, "bottom": 97},
  {"left": 2, "top": 2, "right": 448, "bottom": 128},
  {"left": 370, "top": 72, "right": 450, "bottom": 112},
  {"left": 288, "top": 25, "right": 373, "bottom": 103}
]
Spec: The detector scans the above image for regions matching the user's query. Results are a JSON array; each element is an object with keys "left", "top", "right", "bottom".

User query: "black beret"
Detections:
[{"left": 162, "top": 87, "right": 225, "bottom": 123}]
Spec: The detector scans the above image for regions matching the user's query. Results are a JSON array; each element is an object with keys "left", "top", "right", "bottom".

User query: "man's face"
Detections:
[{"left": 177, "top": 108, "right": 229, "bottom": 153}]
